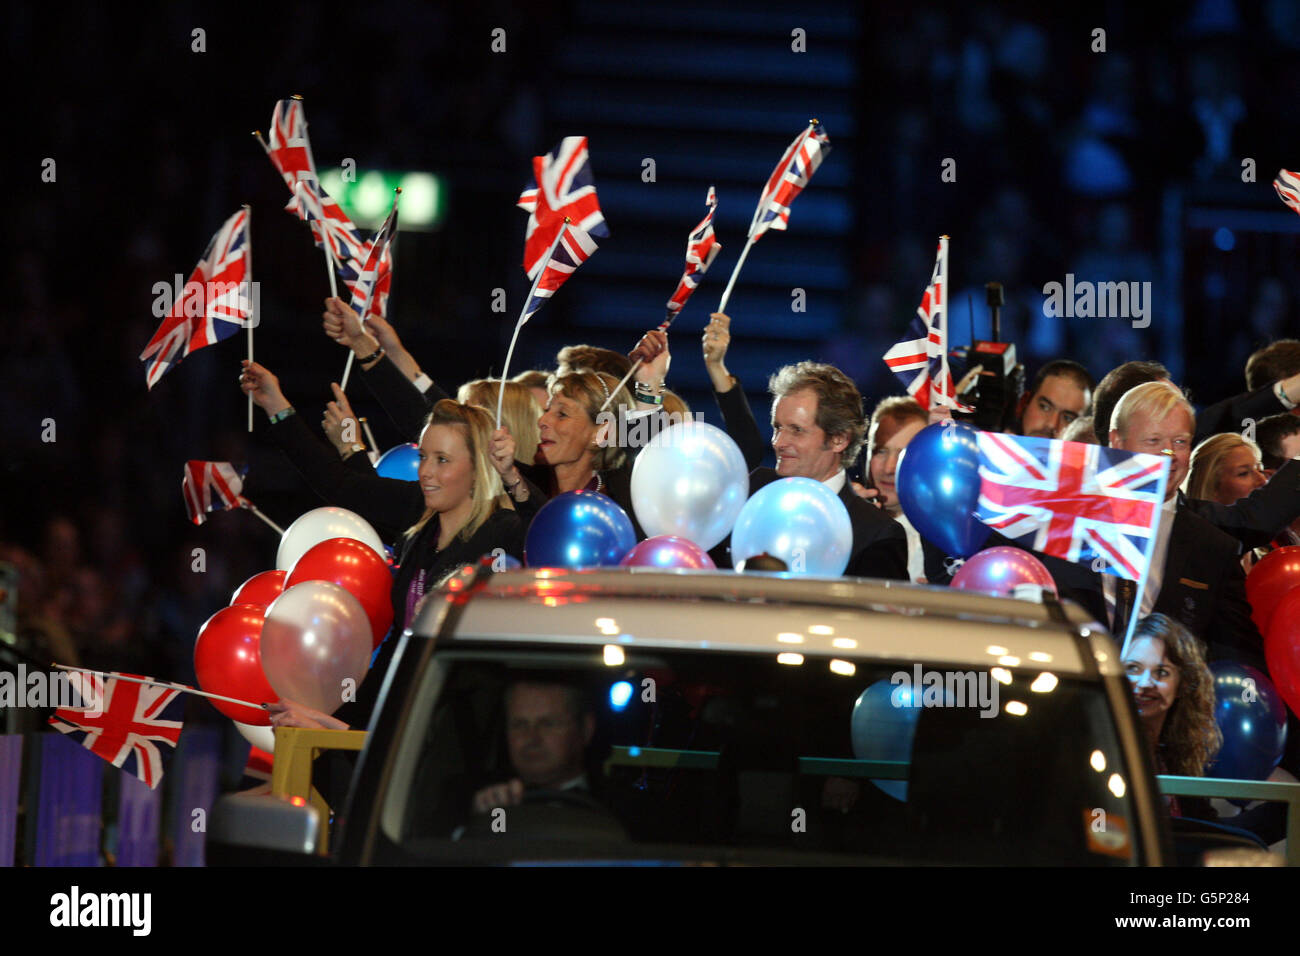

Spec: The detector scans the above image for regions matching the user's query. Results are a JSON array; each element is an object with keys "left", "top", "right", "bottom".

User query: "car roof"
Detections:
[{"left": 428, "top": 568, "right": 1115, "bottom": 678}]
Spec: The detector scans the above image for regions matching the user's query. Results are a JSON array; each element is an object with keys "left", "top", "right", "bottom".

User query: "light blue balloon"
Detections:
[
  {"left": 730, "top": 477, "right": 852, "bottom": 575},
  {"left": 851, "top": 679, "right": 921, "bottom": 801},
  {"left": 376, "top": 443, "right": 419, "bottom": 481}
]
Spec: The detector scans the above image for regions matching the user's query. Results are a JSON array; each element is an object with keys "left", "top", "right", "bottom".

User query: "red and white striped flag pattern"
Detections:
[
  {"left": 139, "top": 209, "right": 252, "bottom": 389},
  {"left": 49, "top": 672, "right": 185, "bottom": 789},
  {"left": 517, "top": 136, "right": 609, "bottom": 279},
  {"left": 882, "top": 236, "right": 971, "bottom": 412},
  {"left": 183, "top": 461, "right": 249, "bottom": 525},
  {"left": 748, "top": 120, "right": 831, "bottom": 242},
  {"left": 665, "top": 186, "right": 722, "bottom": 320},
  {"left": 1275, "top": 169, "right": 1300, "bottom": 216}
]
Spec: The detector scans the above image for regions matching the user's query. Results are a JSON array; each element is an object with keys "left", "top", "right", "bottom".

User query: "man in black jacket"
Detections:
[{"left": 705, "top": 345, "right": 907, "bottom": 580}]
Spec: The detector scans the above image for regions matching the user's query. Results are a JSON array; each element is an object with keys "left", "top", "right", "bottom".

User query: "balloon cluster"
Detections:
[
  {"left": 1246, "top": 547, "right": 1300, "bottom": 722},
  {"left": 194, "top": 508, "right": 393, "bottom": 742}
]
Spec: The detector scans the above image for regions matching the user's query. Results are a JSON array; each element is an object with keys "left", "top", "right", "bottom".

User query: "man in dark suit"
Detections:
[{"left": 710, "top": 359, "right": 907, "bottom": 580}]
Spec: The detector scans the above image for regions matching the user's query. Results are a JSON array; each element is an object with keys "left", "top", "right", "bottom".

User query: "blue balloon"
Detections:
[
  {"left": 376, "top": 443, "right": 420, "bottom": 481},
  {"left": 896, "top": 422, "right": 990, "bottom": 558},
  {"left": 851, "top": 679, "right": 921, "bottom": 801},
  {"left": 730, "top": 477, "right": 853, "bottom": 575},
  {"left": 1206, "top": 662, "right": 1288, "bottom": 781},
  {"left": 525, "top": 491, "right": 637, "bottom": 569}
]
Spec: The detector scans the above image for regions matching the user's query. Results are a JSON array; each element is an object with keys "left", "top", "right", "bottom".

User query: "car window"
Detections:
[{"left": 377, "top": 645, "right": 1140, "bottom": 865}]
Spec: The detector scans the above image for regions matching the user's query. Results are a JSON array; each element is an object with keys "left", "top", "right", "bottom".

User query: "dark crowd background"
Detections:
[{"left": 6, "top": 0, "right": 1300, "bottom": 698}]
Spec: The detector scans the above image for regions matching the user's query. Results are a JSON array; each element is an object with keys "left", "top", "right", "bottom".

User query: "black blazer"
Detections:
[
  {"left": 1183, "top": 459, "right": 1300, "bottom": 552},
  {"left": 360, "top": 355, "right": 450, "bottom": 441},
  {"left": 711, "top": 377, "right": 768, "bottom": 472},
  {"left": 1195, "top": 385, "right": 1284, "bottom": 447},
  {"left": 711, "top": 467, "right": 909, "bottom": 580}
]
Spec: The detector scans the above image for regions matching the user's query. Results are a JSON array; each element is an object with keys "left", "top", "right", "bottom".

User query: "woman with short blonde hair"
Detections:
[
  {"left": 457, "top": 378, "right": 542, "bottom": 467},
  {"left": 1183, "top": 433, "right": 1266, "bottom": 505}
]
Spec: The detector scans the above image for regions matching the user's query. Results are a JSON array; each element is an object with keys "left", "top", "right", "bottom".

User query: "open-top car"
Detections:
[{"left": 211, "top": 564, "right": 1207, "bottom": 865}]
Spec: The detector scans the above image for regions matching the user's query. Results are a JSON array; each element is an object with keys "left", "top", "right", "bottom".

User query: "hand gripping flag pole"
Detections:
[{"left": 341, "top": 187, "right": 401, "bottom": 392}]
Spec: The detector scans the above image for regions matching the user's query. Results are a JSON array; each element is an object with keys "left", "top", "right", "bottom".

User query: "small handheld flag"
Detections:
[
  {"left": 140, "top": 209, "right": 252, "bottom": 389},
  {"left": 717, "top": 119, "right": 831, "bottom": 313},
  {"left": 340, "top": 189, "right": 400, "bottom": 391},
  {"left": 182, "top": 461, "right": 283, "bottom": 534},
  {"left": 665, "top": 186, "right": 722, "bottom": 322},
  {"left": 882, "top": 236, "right": 971, "bottom": 413},
  {"left": 517, "top": 136, "right": 609, "bottom": 278}
]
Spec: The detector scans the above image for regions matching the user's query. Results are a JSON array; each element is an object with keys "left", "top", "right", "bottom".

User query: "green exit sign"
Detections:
[{"left": 318, "top": 169, "right": 444, "bottom": 231}]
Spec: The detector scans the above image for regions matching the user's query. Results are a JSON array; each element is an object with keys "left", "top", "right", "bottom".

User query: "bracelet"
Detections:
[
  {"left": 1277, "top": 380, "right": 1298, "bottom": 411},
  {"left": 634, "top": 382, "right": 665, "bottom": 406},
  {"left": 268, "top": 406, "right": 296, "bottom": 425},
  {"left": 504, "top": 473, "right": 523, "bottom": 492},
  {"left": 359, "top": 345, "right": 386, "bottom": 365}
]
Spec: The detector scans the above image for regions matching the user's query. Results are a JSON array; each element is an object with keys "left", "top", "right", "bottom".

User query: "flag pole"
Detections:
[
  {"left": 343, "top": 187, "right": 400, "bottom": 392},
  {"left": 359, "top": 417, "right": 380, "bottom": 465},
  {"left": 499, "top": 222, "right": 569, "bottom": 428},
  {"left": 599, "top": 313, "right": 675, "bottom": 414},
  {"left": 243, "top": 503, "right": 285, "bottom": 536},
  {"left": 53, "top": 664, "right": 269, "bottom": 711},
  {"left": 258, "top": 129, "right": 339, "bottom": 297},
  {"left": 715, "top": 236, "right": 756, "bottom": 316},
  {"left": 244, "top": 205, "right": 255, "bottom": 433}
]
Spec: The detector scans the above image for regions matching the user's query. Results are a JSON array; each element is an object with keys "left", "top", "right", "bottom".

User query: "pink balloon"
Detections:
[
  {"left": 950, "top": 546, "right": 1058, "bottom": 597},
  {"left": 259, "top": 581, "right": 373, "bottom": 716},
  {"left": 619, "top": 535, "right": 717, "bottom": 570}
]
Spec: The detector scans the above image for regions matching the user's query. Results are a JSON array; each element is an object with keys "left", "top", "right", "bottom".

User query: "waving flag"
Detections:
[
  {"left": 520, "top": 221, "right": 599, "bottom": 326},
  {"left": 517, "top": 136, "right": 609, "bottom": 279},
  {"left": 665, "top": 186, "right": 722, "bottom": 321},
  {"left": 748, "top": 119, "right": 831, "bottom": 242},
  {"left": 975, "top": 432, "right": 1169, "bottom": 582},
  {"left": 183, "top": 461, "right": 249, "bottom": 525},
  {"left": 49, "top": 672, "right": 185, "bottom": 789},
  {"left": 882, "top": 236, "right": 970, "bottom": 412},
  {"left": 350, "top": 191, "right": 399, "bottom": 321},
  {"left": 1275, "top": 169, "right": 1300, "bottom": 216},
  {"left": 140, "top": 209, "right": 252, "bottom": 389}
]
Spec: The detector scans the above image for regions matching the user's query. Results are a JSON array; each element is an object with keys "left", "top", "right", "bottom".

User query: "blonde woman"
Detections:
[
  {"left": 458, "top": 378, "right": 542, "bottom": 467},
  {"left": 1184, "top": 433, "right": 1267, "bottom": 505},
  {"left": 241, "top": 361, "right": 525, "bottom": 728}
]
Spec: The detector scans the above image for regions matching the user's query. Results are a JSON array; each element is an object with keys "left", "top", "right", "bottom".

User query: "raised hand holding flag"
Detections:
[{"left": 717, "top": 119, "right": 831, "bottom": 313}]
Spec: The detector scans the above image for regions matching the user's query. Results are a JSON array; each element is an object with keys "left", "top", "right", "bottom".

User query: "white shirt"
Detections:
[
  {"left": 895, "top": 512, "right": 927, "bottom": 583},
  {"left": 1104, "top": 494, "right": 1178, "bottom": 623},
  {"left": 823, "top": 469, "right": 847, "bottom": 495}
]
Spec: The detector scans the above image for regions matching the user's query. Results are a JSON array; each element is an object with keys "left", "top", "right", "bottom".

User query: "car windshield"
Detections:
[{"left": 377, "top": 643, "right": 1141, "bottom": 865}]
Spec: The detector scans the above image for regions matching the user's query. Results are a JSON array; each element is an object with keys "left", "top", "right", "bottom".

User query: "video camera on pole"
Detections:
[{"left": 955, "top": 282, "right": 1025, "bottom": 432}]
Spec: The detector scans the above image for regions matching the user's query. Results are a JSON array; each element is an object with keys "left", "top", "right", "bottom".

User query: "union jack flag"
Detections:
[
  {"left": 183, "top": 460, "right": 249, "bottom": 525},
  {"left": 975, "top": 432, "right": 1169, "bottom": 581},
  {"left": 519, "top": 221, "right": 599, "bottom": 326},
  {"left": 293, "top": 179, "right": 371, "bottom": 281},
  {"left": 349, "top": 191, "right": 399, "bottom": 322},
  {"left": 665, "top": 186, "right": 722, "bottom": 321},
  {"left": 882, "top": 237, "right": 970, "bottom": 412},
  {"left": 49, "top": 672, "right": 185, "bottom": 789},
  {"left": 139, "top": 208, "right": 252, "bottom": 390},
  {"left": 517, "top": 136, "right": 609, "bottom": 279},
  {"left": 748, "top": 120, "right": 831, "bottom": 241},
  {"left": 1275, "top": 169, "right": 1300, "bottom": 216}
]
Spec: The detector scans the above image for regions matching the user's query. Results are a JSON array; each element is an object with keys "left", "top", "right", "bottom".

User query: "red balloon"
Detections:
[
  {"left": 1265, "top": 587, "right": 1300, "bottom": 721},
  {"left": 194, "top": 604, "right": 277, "bottom": 725},
  {"left": 230, "top": 569, "right": 287, "bottom": 610},
  {"left": 285, "top": 537, "right": 395, "bottom": 649},
  {"left": 1246, "top": 546, "right": 1300, "bottom": 635}
]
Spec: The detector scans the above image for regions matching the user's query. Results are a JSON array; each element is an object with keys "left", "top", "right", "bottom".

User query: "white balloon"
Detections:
[
  {"left": 630, "top": 420, "right": 749, "bottom": 551},
  {"left": 260, "top": 581, "right": 373, "bottom": 715},
  {"left": 234, "top": 719, "right": 275, "bottom": 753},
  {"left": 276, "top": 507, "right": 387, "bottom": 572}
]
